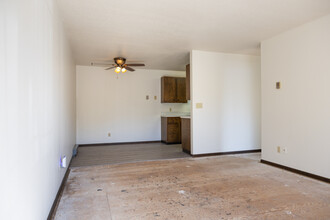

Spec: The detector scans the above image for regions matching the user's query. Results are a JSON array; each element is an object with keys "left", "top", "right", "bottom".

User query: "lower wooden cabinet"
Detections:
[
  {"left": 161, "top": 117, "right": 181, "bottom": 144},
  {"left": 181, "top": 118, "right": 191, "bottom": 153}
]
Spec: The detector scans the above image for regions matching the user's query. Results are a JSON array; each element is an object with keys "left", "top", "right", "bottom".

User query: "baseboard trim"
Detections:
[
  {"left": 47, "top": 156, "right": 73, "bottom": 220},
  {"left": 260, "top": 159, "right": 330, "bottom": 184},
  {"left": 161, "top": 140, "right": 182, "bottom": 145},
  {"left": 79, "top": 140, "right": 161, "bottom": 147},
  {"left": 192, "top": 149, "right": 261, "bottom": 157},
  {"left": 182, "top": 149, "right": 191, "bottom": 154}
]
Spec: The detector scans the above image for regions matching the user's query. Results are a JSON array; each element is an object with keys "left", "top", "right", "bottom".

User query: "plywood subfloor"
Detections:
[
  {"left": 71, "top": 143, "right": 190, "bottom": 167},
  {"left": 231, "top": 152, "right": 261, "bottom": 161},
  {"left": 55, "top": 156, "right": 330, "bottom": 219}
]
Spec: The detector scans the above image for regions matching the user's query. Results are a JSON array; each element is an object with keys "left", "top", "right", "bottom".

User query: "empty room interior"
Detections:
[{"left": 1, "top": 0, "right": 330, "bottom": 219}]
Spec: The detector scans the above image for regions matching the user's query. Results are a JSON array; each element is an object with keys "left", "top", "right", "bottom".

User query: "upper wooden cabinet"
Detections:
[
  {"left": 186, "top": 64, "right": 190, "bottom": 100},
  {"left": 161, "top": 77, "right": 187, "bottom": 103}
]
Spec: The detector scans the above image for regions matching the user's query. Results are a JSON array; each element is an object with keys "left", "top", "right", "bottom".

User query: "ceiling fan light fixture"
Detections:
[
  {"left": 115, "top": 67, "right": 121, "bottom": 73},
  {"left": 95, "top": 57, "right": 145, "bottom": 73}
]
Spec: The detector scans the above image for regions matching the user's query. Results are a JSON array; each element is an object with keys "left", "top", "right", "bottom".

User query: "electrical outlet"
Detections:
[
  {"left": 108, "top": 132, "right": 111, "bottom": 137},
  {"left": 169, "top": 108, "right": 172, "bottom": 112},
  {"left": 154, "top": 96, "right": 157, "bottom": 100},
  {"left": 60, "top": 156, "right": 67, "bottom": 168},
  {"left": 277, "top": 146, "right": 281, "bottom": 153},
  {"left": 146, "top": 95, "right": 149, "bottom": 100}
]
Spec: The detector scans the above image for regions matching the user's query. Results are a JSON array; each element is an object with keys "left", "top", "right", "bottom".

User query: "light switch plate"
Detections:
[
  {"left": 154, "top": 96, "right": 157, "bottom": 100},
  {"left": 196, "top": 103, "right": 203, "bottom": 109},
  {"left": 276, "top": 82, "right": 281, "bottom": 89}
]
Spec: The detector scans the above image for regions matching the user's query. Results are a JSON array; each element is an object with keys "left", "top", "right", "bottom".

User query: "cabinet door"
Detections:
[
  {"left": 176, "top": 78, "right": 187, "bottom": 103},
  {"left": 167, "top": 117, "right": 181, "bottom": 143},
  {"left": 161, "top": 117, "right": 167, "bottom": 142},
  {"left": 186, "top": 64, "right": 190, "bottom": 100},
  {"left": 181, "top": 118, "right": 191, "bottom": 153},
  {"left": 161, "top": 77, "right": 176, "bottom": 103}
]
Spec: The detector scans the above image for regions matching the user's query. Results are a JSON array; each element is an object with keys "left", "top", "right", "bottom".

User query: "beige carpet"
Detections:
[{"left": 55, "top": 156, "right": 330, "bottom": 219}]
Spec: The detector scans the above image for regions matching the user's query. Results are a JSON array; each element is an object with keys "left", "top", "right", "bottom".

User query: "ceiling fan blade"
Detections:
[
  {"left": 93, "top": 59, "right": 114, "bottom": 63},
  {"left": 105, "top": 66, "right": 116, "bottom": 70},
  {"left": 92, "top": 63, "right": 115, "bottom": 66},
  {"left": 125, "top": 66, "right": 135, "bottom": 71},
  {"left": 125, "top": 64, "right": 145, "bottom": 67}
]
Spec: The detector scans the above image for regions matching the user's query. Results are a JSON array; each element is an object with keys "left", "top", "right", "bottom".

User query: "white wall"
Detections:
[
  {"left": 261, "top": 14, "right": 330, "bottom": 179},
  {"left": 191, "top": 50, "right": 261, "bottom": 154},
  {"left": 0, "top": 0, "right": 76, "bottom": 219},
  {"left": 76, "top": 66, "right": 190, "bottom": 144}
]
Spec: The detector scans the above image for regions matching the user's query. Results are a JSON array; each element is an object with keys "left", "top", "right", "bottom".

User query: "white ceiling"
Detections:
[{"left": 57, "top": 0, "right": 330, "bottom": 70}]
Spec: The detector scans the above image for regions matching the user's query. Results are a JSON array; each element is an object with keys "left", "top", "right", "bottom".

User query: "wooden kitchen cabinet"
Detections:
[
  {"left": 186, "top": 64, "right": 190, "bottom": 100},
  {"left": 176, "top": 77, "right": 186, "bottom": 103},
  {"left": 161, "top": 117, "right": 181, "bottom": 144},
  {"left": 161, "top": 77, "right": 187, "bottom": 103},
  {"left": 181, "top": 117, "right": 191, "bottom": 153}
]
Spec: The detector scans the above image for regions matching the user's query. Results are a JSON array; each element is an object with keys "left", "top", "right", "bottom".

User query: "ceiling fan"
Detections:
[{"left": 92, "top": 57, "right": 145, "bottom": 73}]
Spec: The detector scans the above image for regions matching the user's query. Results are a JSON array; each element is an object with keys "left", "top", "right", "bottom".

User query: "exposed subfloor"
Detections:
[
  {"left": 55, "top": 155, "right": 330, "bottom": 219},
  {"left": 71, "top": 143, "right": 190, "bottom": 167}
]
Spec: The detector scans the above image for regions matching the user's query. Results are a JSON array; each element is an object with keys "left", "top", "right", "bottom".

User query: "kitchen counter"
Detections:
[
  {"left": 180, "top": 116, "right": 191, "bottom": 119},
  {"left": 161, "top": 112, "right": 190, "bottom": 117}
]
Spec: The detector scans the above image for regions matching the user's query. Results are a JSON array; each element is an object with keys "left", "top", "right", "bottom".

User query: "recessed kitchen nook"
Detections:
[{"left": 161, "top": 65, "right": 191, "bottom": 154}]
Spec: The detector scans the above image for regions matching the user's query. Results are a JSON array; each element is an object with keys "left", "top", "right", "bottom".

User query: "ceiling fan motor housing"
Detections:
[{"left": 114, "top": 57, "right": 126, "bottom": 66}]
